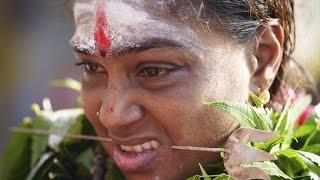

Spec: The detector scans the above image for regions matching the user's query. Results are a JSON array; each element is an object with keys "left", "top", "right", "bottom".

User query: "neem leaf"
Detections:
[
  {"left": 274, "top": 149, "right": 320, "bottom": 178},
  {"left": 274, "top": 101, "right": 290, "bottom": 133},
  {"left": 297, "top": 151, "right": 320, "bottom": 166},
  {"left": 199, "top": 163, "right": 211, "bottom": 180},
  {"left": 61, "top": 114, "right": 95, "bottom": 158},
  {"left": 281, "top": 96, "right": 312, "bottom": 150},
  {"left": 186, "top": 176, "right": 201, "bottom": 180},
  {"left": 254, "top": 134, "right": 285, "bottom": 152},
  {"left": 295, "top": 124, "right": 316, "bottom": 139},
  {"left": 107, "top": 164, "right": 125, "bottom": 180},
  {"left": 275, "top": 149, "right": 308, "bottom": 172},
  {"left": 243, "top": 161, "right": 291, "bottom": 179},
  {"left": 294, "top": 150, "right": 320, "bottom": 179},
  {"left": 249, "top": 92, "right": 263, "bottom": 107},
  {"left": 76, "top": 147, "right": 94, "bottom": 169},
  {"left": 31, "top": 116, "right": 52, "bottom": 167},
  {"left": 303, "top": 144, "right": 320, "bottom": 155},
  {"left": 213, "top": 174, "right": 231, "bottom": 180},
  {"left": 204, "top": 101, "right": 271, "bottom": 130},
  {"left": 2, "top": 120, "right": 32, "bottom": 180},
  {"left": 51, "top": 78, "right": 81, "bottom": 92}
]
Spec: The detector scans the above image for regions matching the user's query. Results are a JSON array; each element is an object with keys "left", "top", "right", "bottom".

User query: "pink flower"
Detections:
[{"left": 297, "top": 105, "right": 314, "bottom": 127}]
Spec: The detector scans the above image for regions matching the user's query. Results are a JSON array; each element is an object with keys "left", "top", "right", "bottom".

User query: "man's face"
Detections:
[{"left": 71, "top": 0, "right": 251, "bottom": 179}]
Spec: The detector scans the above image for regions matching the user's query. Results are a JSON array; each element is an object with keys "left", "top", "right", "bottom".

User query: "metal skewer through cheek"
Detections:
[{"left": 9, "top": 127, "right": 225, "bottom": 153}]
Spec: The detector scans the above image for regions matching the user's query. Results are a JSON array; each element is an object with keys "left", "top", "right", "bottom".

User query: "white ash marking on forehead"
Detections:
[
  {"left": 70, "top": 0, "right": 214, "bottom": 55},
  {"left": 70, "top": 0, "right": 97, "bottom": 53}
]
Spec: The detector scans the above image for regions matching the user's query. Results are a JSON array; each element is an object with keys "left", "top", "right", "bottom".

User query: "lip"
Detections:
[{"left": 113, "top": 142, "right": 158, "bottom": 172}]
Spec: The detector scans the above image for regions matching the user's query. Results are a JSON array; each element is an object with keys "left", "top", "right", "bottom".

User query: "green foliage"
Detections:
[
  {"left": 243, "top": 161, "right": 291, "bottom": 179},
  {"left": 203, "top": 101, "right": 272, "bottom": 130},
  {"left": 303, "top": 144, "right": 320, "bottom": 155},
  {"left": 2, "top": 100, "right": 96, "bottom": 180},
  {"left": 51, "top": 78, "right": 81, "bottom": 92},
  {"left": 199, "top": 163, "right": 211, "bottom": 180},
  {"left": 2, "top": 119, "right": 32, "bottom": 180},
  {"left": 203, "top": 94, "right": 320, "bottom": 179},
  {"left": 213, "top": 174, "right": 231, "bottom": 180},
  {"left": 31, "top": 116, "right": 52, "bottom": 167},
  {"left": 107, "top": 164, "right": 126, "bottom": 180}
]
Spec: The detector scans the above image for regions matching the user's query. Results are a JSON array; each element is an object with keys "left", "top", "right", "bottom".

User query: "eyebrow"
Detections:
[{"left": 72, "top": 37, "right": 186, "bottom": 58}]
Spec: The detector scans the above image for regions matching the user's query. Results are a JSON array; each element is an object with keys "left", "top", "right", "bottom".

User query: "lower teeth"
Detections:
[{"left": 122, "top": 149, "right": 137, "bottom": 156}]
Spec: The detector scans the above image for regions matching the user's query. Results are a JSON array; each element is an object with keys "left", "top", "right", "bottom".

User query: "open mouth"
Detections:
[{"left": 113, "top": 140, "right": 161, "bottom": 172}]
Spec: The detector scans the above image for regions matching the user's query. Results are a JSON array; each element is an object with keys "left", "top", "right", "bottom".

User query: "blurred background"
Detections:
[{"left": 0, "top": 0, "right": 319, "bottom": 172}]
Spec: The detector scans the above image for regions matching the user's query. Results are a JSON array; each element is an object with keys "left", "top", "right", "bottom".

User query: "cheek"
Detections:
[
  {"left": 82, "top": 85, "right": 114, "bottom": 153},
  {"left": 81, "top": 82, "right": 101, "bottom": 120},
  {"left": 81, "top": 82, "right": 106, "bottom": 136},
  {"left": 204, "top": 50, "right": 251, "bottom": 102},
  {"left": 155, "top": 56, "right": 249, "bottom": 146}
]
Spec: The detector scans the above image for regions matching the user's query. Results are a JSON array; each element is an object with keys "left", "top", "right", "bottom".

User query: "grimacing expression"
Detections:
[{"left": 71, "top": 0, "right": 258, "bottom": 179}]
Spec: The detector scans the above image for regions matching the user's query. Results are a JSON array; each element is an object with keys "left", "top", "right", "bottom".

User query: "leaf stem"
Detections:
[
  {"left": 171, "top": 146, "right": 225, "bottom": 152},
  {"left": 9, "top": 127, "right": 112, "bottom": 142},
  {"left": 303, "top": 122, "right": 320, "bottom": 149},
  {"left": 9, "top": 127, "right": 225, "bottom": 153}
]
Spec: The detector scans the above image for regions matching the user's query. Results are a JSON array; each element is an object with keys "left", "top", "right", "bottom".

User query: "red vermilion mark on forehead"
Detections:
[{"left": 94, "top": 0, "right": 111, "bottom": 57}]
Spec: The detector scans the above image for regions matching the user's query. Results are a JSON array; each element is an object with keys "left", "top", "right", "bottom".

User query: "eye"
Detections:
[
  {"left": 137, "top": 65, "right": 176, "bottom": 78},
  {"left": 76, "top": 61, "right": 105, "bottom": 74}
]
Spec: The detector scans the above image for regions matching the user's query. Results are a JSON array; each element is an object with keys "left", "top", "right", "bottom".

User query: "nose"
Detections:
[{"left": 98, "top": 82, "right": 144, "bottom": 133}]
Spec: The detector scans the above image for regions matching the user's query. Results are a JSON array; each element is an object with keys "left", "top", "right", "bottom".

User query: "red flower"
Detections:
[{"left": 297, "top": 105, "right": 314, "bottom": 127}]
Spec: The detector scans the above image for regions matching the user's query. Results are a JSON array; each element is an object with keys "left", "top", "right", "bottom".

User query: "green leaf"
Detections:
[
  {"left": 295, "top": 124, "right": 316, "bottom": 139},
  {"left": 243, "top": 161, "right": 291, "bottom": 179},
  {"left": 275, "top": 149, "right": 308, "bottom": 176},
  {"left": 186, "top": 176, "right": 201, "bottom": 180},
  {"left": 51, "top": 78, "right": 81, "bottom": 92},
  {"left": 61, "top": 114, "right": 95, "bottom": 158},
  {"left": 281, "top": 96, "right": 312, "bottom": 150},
  {"left": 294, "top": 150, "right": 320, "bottom": 179},
  {"left": 297, "top": 151, "right": 320, "bottom": 166},
  {"left": 303, "top": 144, "right": 320, "bottom": 155},
  {"left": 31, "top": 116, "right": 52, "bottom": 167},
  {"left": 76, "top": 148, "right": 94, "bottom": 169},
  {"left": 274, "top": 100, "right": 291, "bottom": 133},
  {"left": 204, "top": 101, "right": 271, "bottom": 130},
  {"left": 249, "top": 92, "right": 263, "bottom": 107},
  {"left": 107, "top": 164, "right": 125, "bottom": 180},
  {"left": 213, "top": 174, "right": 231, "bottom": 180},
  {"left": 254, "top": 134, "right": 285, "bottom": 152},
  {"left": 2, "top": 121, "right": 32, "bottom": 180},
  {"left": 199, "top": 163, "right": 211, "bottom": 180}
]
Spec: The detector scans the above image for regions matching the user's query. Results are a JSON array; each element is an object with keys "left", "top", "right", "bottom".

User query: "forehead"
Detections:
[{"left": 70, "top": 0, "right": 211, "bottom": 56}]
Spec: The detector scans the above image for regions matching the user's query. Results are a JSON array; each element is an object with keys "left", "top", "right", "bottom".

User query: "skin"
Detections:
[{"left": 70, "top": 0, "right": 284, "bottom": 179}]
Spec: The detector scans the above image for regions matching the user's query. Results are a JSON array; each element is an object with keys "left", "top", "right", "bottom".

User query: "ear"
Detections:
[{"left": 249, "top": 19, "right": 285, "bottom": 94}]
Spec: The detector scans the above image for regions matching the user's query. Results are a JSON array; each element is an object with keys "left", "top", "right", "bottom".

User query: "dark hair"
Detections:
[{"left": 206, "top": 0, "right": 295, "bottom": 97}]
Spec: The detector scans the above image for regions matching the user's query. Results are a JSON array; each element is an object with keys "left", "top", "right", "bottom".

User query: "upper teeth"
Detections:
[{"left": 120, "top": 140, "right": 160, "bottom": 153}]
